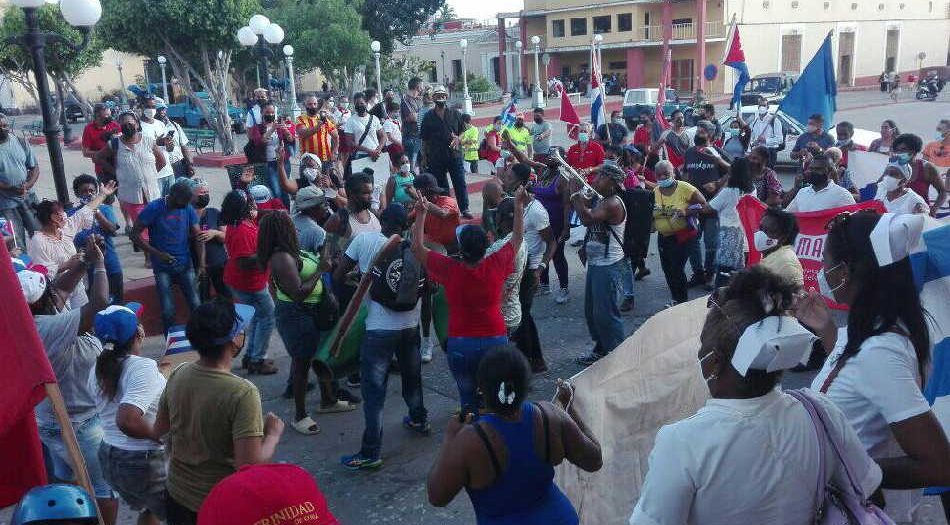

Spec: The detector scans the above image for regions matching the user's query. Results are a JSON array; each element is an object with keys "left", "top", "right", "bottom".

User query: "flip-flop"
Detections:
[
  {"left": 292, "top": 416, "right": 320, "bottom": 435},
  {"left": 316, "top": 400, "right": 358, "bottom": 414}
]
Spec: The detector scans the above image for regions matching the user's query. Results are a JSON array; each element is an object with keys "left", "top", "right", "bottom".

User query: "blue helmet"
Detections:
[{"left": 11, "top": 484, "right": 98, "bottom": 524}]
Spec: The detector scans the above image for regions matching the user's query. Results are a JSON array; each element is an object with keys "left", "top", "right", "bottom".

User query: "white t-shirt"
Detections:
[
  {"left": 140, "top": 119, "right": 174, "bottom": 179},
  {"left": 345, "top": 231, "right": 421, "bottom": 331},
  {"left": 383, "top": 118, "right": 402, "bottom": 146},
  {"left": 708, "top": 187, "right": 749, "bottom": 229},
  {"left": 522, "top": 200, "right": 551, "bottom": 269},
  {"left": 811, "top": 330, "right": 930, "bottom": 523},
  {"left": 630, "top": 388, "right": 882, "bottom": 525},
  {"left": 344, "top": 114, "right": 383, "bottom": 152},
  {"left": 785, "top": 181, "right": 855, "bottom": 213},
  {"left": 876, "top": 188, "right": 928, "bottom": 215},
  {"left": 161, "top": 120, "right": 190, "bottom": 165},
  {"left": 88, "top": 355, "right": 166, "bottom": 451}
]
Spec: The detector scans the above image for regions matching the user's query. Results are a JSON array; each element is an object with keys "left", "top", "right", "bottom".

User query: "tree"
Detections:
[
  {"left": 96, "top": 0, "right": 257, "bottom": 154},
  {"left": 432, "top": 4, "right": 456, "bottom": 24},
  {"left": 381, "top": 54, "right": 432, "bottom": 90},
  {"left": 0, "top": 4, "right": 107, "bottom": 116},
  {"left": 268, "top": 0, "right": 370, "bottom": 80},
  {"left": 357, "top": 0, "right": 445, "bottom": 53}
]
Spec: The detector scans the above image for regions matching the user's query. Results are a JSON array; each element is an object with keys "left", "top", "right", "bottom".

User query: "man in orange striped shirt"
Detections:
[{"left": 296, "top": 95, "right": 338, "bottom": 172}]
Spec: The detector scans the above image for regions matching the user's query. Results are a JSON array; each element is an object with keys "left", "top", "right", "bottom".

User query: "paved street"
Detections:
[{"left": 3, "top": 91, "right": 948, "bottom": 524}]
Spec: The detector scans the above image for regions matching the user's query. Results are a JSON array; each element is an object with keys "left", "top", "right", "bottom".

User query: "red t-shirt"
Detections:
[
  {"left": 632, "top": 125, "right": 652, "bottom": 149},
  {"left": 223, "top": 220, "right": 270, "bottom": 292},
  {"left": 257, "top": 198, "right": 287, "bottom": 212},
  {"left": 566, "top": 142, "right": 605, "bottom": 183},
  {"left": 81, "top": 121, "right": 121, "bottom": 176},
  {"left": 426, "top": 242, "right": 515, "bottom": 337},
  {"left": 424, "top": 196, "right": 460, "bottom": 248}
]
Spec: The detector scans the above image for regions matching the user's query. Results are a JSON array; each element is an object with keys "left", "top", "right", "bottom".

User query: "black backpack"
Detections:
[{"left": 369, "top": 240, "right": 425, "bottom": 311}]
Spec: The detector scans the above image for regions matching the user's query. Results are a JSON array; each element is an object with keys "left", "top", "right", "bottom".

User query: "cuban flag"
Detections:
[
  {"left": 590, "top": 51, "right": 605, "bottom": 131},
  {"left": 917, "top": 217, "right": 950, "bottom": 494},
  {"left": 499, "top": 97, "right": 518, "bottom": 127},
  {"left": 166, "top": 325, "right": 193, "bottom": 355},
  {"left": 722, "top": 19, "right": 750, "bottom": 109}
]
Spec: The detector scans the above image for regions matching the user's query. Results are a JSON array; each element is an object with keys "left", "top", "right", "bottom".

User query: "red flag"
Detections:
[
  {"left": 655, "top": 49, "right": 672, "bottom": 131},
  {"left": 558, "top": 81, "right": 581, "bottom": 141},
  {"left": 737, "top": 195, "right": 884, "bottom": 310},
  {"left": 0, "top": 240, "right": 56, "bottom": 506}
]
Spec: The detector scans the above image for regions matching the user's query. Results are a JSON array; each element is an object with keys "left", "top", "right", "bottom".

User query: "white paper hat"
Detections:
[
  {"left": 731, "top": 316, "right": 817, "bottom": 376},
  {"left": 870, "top": 212, "right": 924, "bottom": 267}
]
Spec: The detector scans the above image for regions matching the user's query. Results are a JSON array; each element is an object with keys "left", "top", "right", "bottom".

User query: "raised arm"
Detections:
[{"left": 411, "top": 199, "right": 432, "bottom": 268}]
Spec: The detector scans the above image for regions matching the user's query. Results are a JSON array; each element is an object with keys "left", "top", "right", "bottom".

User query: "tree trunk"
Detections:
[{"left": 63, "top": 75, "right": 93, "bottom": 119}]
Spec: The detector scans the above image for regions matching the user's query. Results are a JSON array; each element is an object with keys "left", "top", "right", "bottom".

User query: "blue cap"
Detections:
[
  {"left": 11, "top": 484, "right": 98, "bottom": 525},
  {"left": 212, "top": 303, "right": 256, "bottom": 345},
  {"left": 94, "top": 302, "right": 144, "bottom": 345}
]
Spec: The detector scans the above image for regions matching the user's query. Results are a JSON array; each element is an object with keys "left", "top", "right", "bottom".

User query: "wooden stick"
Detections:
[{"left": 45, "top": 383, "right": 106, "bottom": 525}]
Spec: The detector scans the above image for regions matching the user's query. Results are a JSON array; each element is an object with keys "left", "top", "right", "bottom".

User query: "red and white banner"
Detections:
[{"left": 737, "top": 195, "right": 885, "bottom": 309}]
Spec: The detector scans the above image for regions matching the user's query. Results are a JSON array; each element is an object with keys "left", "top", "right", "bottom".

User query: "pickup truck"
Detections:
[
  {"left": 166, "top": 92, "right": 246, "bottom": 133},
  {"left": 621, "top": 88, "right": 693, "bottom": 129},
  {"left": 739, "top": 72, "right": 799, "bottom": 107}
]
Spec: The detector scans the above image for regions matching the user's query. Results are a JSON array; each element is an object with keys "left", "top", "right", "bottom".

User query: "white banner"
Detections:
[
  {"left": 848, "top": 150, "right": 890, "bottom": 190},
  {"left": 351, "top": 155, "right": 393, "bottom": 208}
]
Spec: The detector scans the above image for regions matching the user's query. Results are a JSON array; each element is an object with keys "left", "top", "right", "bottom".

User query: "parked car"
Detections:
[
  {"left": 166, "top": 92, "right": 246, "bottom": 133},
  {"left": 621, "top": 88, "right": 693, "bottom": 129},
  {"left": 738, "top": 72, "right": 799, "bottom": 107}
]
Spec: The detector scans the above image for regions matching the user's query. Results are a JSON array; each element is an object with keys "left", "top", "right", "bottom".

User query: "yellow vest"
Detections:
[{"left": 507, "top": 126, "right": 531, "bottom": 152}]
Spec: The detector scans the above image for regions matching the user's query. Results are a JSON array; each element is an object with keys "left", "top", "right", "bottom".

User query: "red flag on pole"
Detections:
[
  {"left": 557, "top": 80, "right": 581, "bottom": 140},
  {"left": 0, "top": 242, "right": 56, "bottom": 507},
  {"left": 655, "top": 48, "right": 672, "bottom": 131}
]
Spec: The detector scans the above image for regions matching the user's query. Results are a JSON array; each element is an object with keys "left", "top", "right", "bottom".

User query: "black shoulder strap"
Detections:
[
  {"left": 534, "top": 402, "right": 551, "bottom": 464},
  {"left": 357, "top": 115, "right": 375, "bottom": 147},
  {"left": 473, "top": 422, "right": 501, "bottom": 479}
]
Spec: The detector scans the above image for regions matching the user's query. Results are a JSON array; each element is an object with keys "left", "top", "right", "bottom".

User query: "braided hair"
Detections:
[{"left": 257, "top": 211, "right": 301, "bottom": 266}]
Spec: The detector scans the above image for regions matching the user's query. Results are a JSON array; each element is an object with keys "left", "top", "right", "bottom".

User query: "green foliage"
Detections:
[
  {"left": 466, "top": 74, "right": 497, "bottom": 94},
  {"left": 268, "top": 0, "right": 370, "bottom": 77},
  {"left": 0, "top": 5, "right": 106, "bottom": 79},
  {"left": 357, "top": 0, "right": 444, "bottom": 52},
  {"left": 380, "top": 54, "right": 432, "bottom": 90},
  {"left": 432, "top": 4, "right": 456, "bottom": 24}
]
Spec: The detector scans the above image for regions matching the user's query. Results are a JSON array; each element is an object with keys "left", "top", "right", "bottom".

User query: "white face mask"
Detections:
[
  {"left": 758, "top": 106, "right": 768, "bottom": 116},
  {"left": 881, "top": 175, "right": 902, "bottom": 193},
  {"left": 143, "top": 108, "right": 156, "bottom": 119},
  {"left": 400, "top": 163, "right": 411, "bottom": 173},
  {"left": 816, "top": 263, "right": 846, "bottom": 303},
  {"left": 753, "top": 230, "right": 778, "bottom": 252},
  {"left": 302, "top": 167, "right": 319, "bottom": 183}
]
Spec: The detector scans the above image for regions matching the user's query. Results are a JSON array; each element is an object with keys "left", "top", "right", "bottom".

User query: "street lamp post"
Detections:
[
  {"left": 541, "top": 52, "right": 551, "bottom": 98},
  {"left": 460, "top": 38, "right": 472, "bottom": 114},
  {"left": 530, "top": 35, "right": 544, "bottom": 109},
  {"left": 514, "top": 40, "right": 522, "bottom": 95},
  {"left": 238, "top": 15, "right": 283, "bottom": 90},
  {"left": 283, "top": 45, "right": 298, "bottom": 119},
  {"left": 4, "top": 0, "right": 101, "bottom": 204},
  {"left": 115, "top": 56, "right": 128, "bottom": 109},
  {"left": 157, "top": 54, "right": 169, "bottom": 102},
  {"left": 370, "top": 40, "right": 382, "bottom": 92}
]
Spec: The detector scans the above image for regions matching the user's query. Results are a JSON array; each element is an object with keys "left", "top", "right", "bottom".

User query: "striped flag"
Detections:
[
  {"left": 589, "top": 51, "right": 606, "bottom": 131},
  {"left": 722, "top": 19, "right": 751, "bottom": 109},
  {"left": 166, "top": 325, "right": 193, "bottom": 355},
  {"left": 499, "top": 98, "right": 518, "bottom": 127}
]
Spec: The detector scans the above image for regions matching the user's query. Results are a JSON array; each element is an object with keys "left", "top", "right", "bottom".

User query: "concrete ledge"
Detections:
[
  {"left": 193, "top": 153, "right": 247, "bottom": 168},
  {"left": 124, "top": 275, "right": 192, "bottom": 336}
]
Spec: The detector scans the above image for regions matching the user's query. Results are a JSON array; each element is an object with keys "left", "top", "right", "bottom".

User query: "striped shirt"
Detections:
[{"left": 295, "top": 115, "right": 335, "bottom": 161}]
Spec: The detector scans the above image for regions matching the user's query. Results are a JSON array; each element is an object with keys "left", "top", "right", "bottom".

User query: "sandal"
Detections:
[
  {"left": 316, "top": 400, "right": 358, "bottom": 414},
  {"left": 292, "top": 416, "right": 320, "bottom": 435}
]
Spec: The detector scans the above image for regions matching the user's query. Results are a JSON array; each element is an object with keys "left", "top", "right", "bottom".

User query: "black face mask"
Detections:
[
  {"left": 121, "top": 123, "right": 137, "bottom": 138},
  {"left": 355, "top": 104, "right": 367, "bottom": 115},
  {"left": 434, "top": 100, "right": 447, "bottom": 108},
  {"left": 0, "top": 129, "right": 8, "bottom": 141},
  {"left": 805, "top": 171, "right": 828, "bottom": 187},
  {"left": 193, "top": 195, "right": 210, "bottom": 209},
  {"left": 256, "top": 98, "right": 268, "bottom": 106},
  {"left": 101, "top": 116, "right": 113, "bottom": 124},
  {"left": 306, "top": 107, "right": 318, "bottom": 116},
  {"left": 534, "top": 117, "right": 543, "bottom": 124},
  {"left": 694, "top": 135, "right": 708, "bottom": 147},
  {"left": 263, "top": 114, "right": 276, "bottom": 123}
]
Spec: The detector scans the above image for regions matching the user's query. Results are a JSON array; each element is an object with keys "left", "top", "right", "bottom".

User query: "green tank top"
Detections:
[
  {"left": 276, "top": 250, "right": 324, "bottom": 304},
  {"left": 392, "top": 173, "right": 415, "bottom": 205}
]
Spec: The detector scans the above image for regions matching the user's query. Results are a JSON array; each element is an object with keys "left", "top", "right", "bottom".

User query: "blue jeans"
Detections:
[
  {"left": 231, "top": 287, "right": 275, "bottom": 363},
  {"left": 446, "top": 336, "right": 508, "bottom": 414},
  {"left": 688, "top": 214, "right": 720, "bottom": 278},
  {"left": 428, "top": 155, "right": 469, "bottom": 212},
  {"left": 266, "top": 160, "right": 291, "bottom": 207},
  {"left": 585, "top": 259, "right": 626, "bottom": 356},
  {"left": 38, "top": 415, "right": 114, "bottom": 499},
  {"left": 154, "top": 265, "right": 201, "bottom": 335},
  {"left": 621, "top": 257, "right": 635, "bottom": 299},
  {"left": 359, "top": 328, "right": 427, "bottom": 459},
  {"left": 404, "top": 136, "right": 422, "bottom": 167}
]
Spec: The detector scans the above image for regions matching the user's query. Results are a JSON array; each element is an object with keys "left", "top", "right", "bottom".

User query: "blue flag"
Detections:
[
  {"left": 722, "top": 22, "right": 750, "bottom": 108},
  {"left": 778, "top": 34, "right": 837, "bottom": 129}
]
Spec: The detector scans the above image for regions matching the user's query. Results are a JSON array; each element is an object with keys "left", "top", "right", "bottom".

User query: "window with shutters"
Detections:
[
  {"left": 571, "top": 18, "right": 587, "bottom": 36},
  {"left": 781, "top": 34, "right": 803, "bottom": 72},
  {"left": 618, "top": 13, "right": 632, "bottom": 32},
  {"left": 552, "top": 19, "right": 565, "bottom": 38},
  {"left": 593, "top": 15, "right": 611, "bottom": 34}
]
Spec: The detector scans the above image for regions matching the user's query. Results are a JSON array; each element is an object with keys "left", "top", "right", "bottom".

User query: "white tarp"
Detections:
[
  {"left": 848, "top": 150, "right": 890, "bottom": 190},
  {"left": 554, "top": 297, "right": 710, "bottom": 525}
]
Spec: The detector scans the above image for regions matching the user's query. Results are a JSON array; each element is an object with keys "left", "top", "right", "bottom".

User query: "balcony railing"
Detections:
[{"left": 639, "top": 21, "right": 725, "bottom": 42}]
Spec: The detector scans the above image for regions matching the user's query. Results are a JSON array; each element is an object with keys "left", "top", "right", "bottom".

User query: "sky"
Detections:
[{"left": 447, "top": 0, "right": 522, "bottom": 20}]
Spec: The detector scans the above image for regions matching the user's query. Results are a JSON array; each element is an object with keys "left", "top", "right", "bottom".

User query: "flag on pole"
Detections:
[
  {"left": 590, "top": 50, "right": 606, "bottom": 131},
  {"left": 655, "top": 49, "right": 672, "bottom": 131},
  {"left": 555, "top": 80, "right": 581, "bottom": 140},
  {"left": 722, "top": 19, "right": 751, "bottom": 108},
  {"left": 778, "top": 32, "right": 837, "bottom": 130},
  {"left": 0, "top": 241, "right": 56, "bottom": 506},
  {"left": 499, "top": 97, "right": 519, "bottom": 127}
]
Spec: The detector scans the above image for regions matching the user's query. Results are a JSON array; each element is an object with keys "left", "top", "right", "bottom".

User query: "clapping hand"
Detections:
[{"left": 101, "top": 180, "right": 117, "bottom": 196}]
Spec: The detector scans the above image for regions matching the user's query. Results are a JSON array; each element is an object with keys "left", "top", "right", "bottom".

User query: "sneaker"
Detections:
[
  {"left": 620, "top": 296, "right": 635, "bottom": 313},
  {"left": 554, "top": 287, "right": 569, "bottom": 304},
  {"left": 421, "top": 337, "right": 434, "bottom": 364},
  {"left": 575, "top": 352, "right": 605, "bottom": 366},
  {"left": 341, "top": 453, "right": 383, "bottom": 471},
  {"left": 346, "top": 374, "right": 361, "bottom": 389},
  {"left": 336, "top": 388, "right": 362, "bottom": 404},
  {"left": 403, "top": 416, "right": 431, "bottom": 436},
  {"left": 536, "top": 284, "right": 551, "bottom": 296}
]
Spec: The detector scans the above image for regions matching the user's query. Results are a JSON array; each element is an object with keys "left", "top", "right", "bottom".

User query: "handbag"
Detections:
[{"left": 786, "top": 389, "right": 896, "bottom": 525}]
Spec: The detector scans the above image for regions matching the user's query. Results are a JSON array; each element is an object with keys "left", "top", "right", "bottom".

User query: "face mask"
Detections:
[
  {"left": 807, "top": 124, "right": 819, "bottom": 134},
  {"left": 890, "top": 152, "right": 911, "bottom": 165},
  {"left": 355, "top": 104, "right": 367, "bottom": 115},
  {"left": 121, "top": 123, "right": 136, "bottom": 138},
  {"left": 728, "top": 128, "right": 739, "bottom": 138},
  {"left": 640, "top": 120, "right": 648, "bottom": 126},
  {"left": 753, "top": 230, "right": 778, "bottom": 252},
  {"left": 578, "top": 133, "right": 589, "bottom": 144},
  {"left": 817, "top": 263, "right": 846, "bottom": 303},
  {"left": 307, "top": 108, "right": 318, "bottom": 116},
  {"left": 400, "top": 163, "right": 411, "bottom": 173},
  {"left": 805, "top": 171, "right": 828, "bottom": 187},
  {"left": 434, "top": 100, "right": 447, "bottom": 108},
  {"left": 79, "top": 193, "right": 96, "bottom": 205},
  {"left": 102, "top": 116, "right": 113, "bottom": 124},
  {"left": 263, "top": 114, "right": 276, "bottom": 123},
  {"left": 534, "top": 117, "right": 543, "bottom": 124},
  {"left": 515, "top": 120, "right": 523, "bottom": 128},
  {"left": 143, "top": 108, "right": 156, "bottom": 119},
  {"left": 658, "top": 177, "right": 675, "bottom": 189},
  {"left": 613, "top": 118, "right": 624, "bottom": 125},
  {"left": 881, "top": 175, "right": 902, "bottom": 192},
  {"left": 194, "top": 195, "right": 210, "bottom": 209},
  {"left": 694, "top": 135, "right": 708, "bottom": 147},
  {"left": 500, "top": 149, "right": 511, "bottom": 159},
  {"left": 302, "top": 167, "right": 319, "bottom": 183},
  {"left": 758, "top": 106, "right": 768, "bottom": 116},
  {"left": 937, "top": 130, "right": 947, "bottom": 140}
]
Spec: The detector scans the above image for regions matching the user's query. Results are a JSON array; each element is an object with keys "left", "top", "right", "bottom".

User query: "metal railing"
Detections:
[{"left": 639, "top": 21, "right": 725, "bottom": 42}]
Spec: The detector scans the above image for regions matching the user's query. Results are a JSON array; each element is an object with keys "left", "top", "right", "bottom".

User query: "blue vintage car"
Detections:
[{"left": 165, "top": 92, "right": 246, "bottom": 133}]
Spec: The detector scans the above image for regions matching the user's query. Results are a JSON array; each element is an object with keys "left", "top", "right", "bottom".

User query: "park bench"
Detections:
[
  {"left": 24, "top": 120, "right": 43, "bottom": 137},
  {"left": 184, "top": 128, "right": 217, "bottom": 154}
]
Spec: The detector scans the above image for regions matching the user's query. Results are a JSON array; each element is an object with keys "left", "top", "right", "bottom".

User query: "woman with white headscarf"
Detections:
[{"left": 875, "top": 163, "right": 929, "bottom": 215}]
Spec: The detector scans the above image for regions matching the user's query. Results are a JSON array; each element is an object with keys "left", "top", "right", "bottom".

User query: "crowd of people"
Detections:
[{"left": 2, "top": 72, "right": 949, "bottom": 525}]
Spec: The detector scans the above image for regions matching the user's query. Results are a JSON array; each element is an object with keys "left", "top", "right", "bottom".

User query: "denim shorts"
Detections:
[
  {"left": 275, "top": 300, "right": 321, "bottom": 360},
  {"left": 37, "top": 415, "right": 114, "bottom": 499},
  {"left": 98, "top": 444, "right": 167, "bottom": 519}
]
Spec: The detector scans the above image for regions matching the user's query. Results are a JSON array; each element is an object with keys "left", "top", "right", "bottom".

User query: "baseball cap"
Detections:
[
  {"left": 432, "top": 85, "right": 448, "bottom": 96},
  {"left": 413, "top": 172, "right": 446, "bottom": 194},
  {"left": 197, "top": 464, "right": 338, "bottom": 525},
  {"left": 380, "top": 202, "right": 408, "bottom": 227},
  {"left": 301, "top": 153, "right": 322, "bottom": 169},
  {"left": 295, "top": 186, "right": 327, "bottom": 211},
  {"left": 18, "top": 270, "right": 48, "bottom": 305},
  {"left": 94, "top": 303, "right": 144, "bottom": 346},
  {"left": 211, "top": 303, "right": 255, "bottom": 345},
  {"left": 249, "top": 184, "right": 272, "bottom": 204}
]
